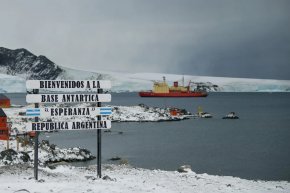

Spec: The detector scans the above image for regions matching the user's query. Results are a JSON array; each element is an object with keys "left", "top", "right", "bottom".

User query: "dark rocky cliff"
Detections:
[{"left": 0, "top": 47, "right": 63, "bottom": 79}]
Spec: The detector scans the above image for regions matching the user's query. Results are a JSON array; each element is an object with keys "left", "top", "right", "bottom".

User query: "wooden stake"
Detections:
[
  {"left": 16, "top": 137, "right": 19, "bottom": 151},
  {"left": 7, "top": 139, "right": 9, "bottom": 149}
]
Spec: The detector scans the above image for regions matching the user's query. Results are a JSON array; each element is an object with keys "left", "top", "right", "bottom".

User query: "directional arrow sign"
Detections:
[
  {"left": 26, "top": 94, "right": 111, "bottom": 103},
  {"left": 26, "top": 80, "right": 111, "bottom": 90},
  {"left": 26, "top": 120, "right": 111, "bottom": 131},
  {"left": 26, "top": 107, "right": 112, "bottom": 117}
]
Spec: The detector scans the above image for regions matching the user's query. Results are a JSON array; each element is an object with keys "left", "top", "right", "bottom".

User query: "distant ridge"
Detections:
[
  {"left": 0, "top": 47, "right": 63, "bottom": 79},
  {"left": 0, "top": 47, "right": 290, "bottom": 93}
]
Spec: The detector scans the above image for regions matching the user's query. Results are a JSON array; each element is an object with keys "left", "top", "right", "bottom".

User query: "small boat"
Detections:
[
  {"left": 222, "top": 112, "right": 239, "bottom": 119},
  {"left": 199, "top": 112, "right": 212, "bottom": 118},
  {"left": 193, "top": 106, "right": 212, "bottom": 118}
]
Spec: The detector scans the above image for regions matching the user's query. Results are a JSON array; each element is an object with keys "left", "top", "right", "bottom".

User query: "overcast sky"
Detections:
[{"left": 1, "top": 0, "right": 289, "bottom": 79}]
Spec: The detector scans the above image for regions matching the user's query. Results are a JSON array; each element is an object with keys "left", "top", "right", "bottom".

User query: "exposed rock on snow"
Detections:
[
  {"left": 0, "top": 139, "right": 95, "bottom": 166},
  {"left": 109, "top": 156, "right": 122, "bottom": 161},
  {"left": 0, "top": 149, "right": 30, "bottom": 165},
  {"left": 177, "top": 165, "right": 192, "bottom": 173},
  {"left": 36, "top": 140, "right": 95, "bottom": 164}
]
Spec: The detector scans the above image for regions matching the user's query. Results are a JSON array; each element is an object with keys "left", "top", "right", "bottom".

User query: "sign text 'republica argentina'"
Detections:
[
  {"left": 26, "top": 80, "right": 111, "bottom": 90},
  {"left": 26, "top": 94, "right": 111, "bottom": 103},
  {"left": 26, "top": 107, "right": 112, "bottom": 117},
  {"left": 26, "top": 121, "right": 111, "bottom": 131}
]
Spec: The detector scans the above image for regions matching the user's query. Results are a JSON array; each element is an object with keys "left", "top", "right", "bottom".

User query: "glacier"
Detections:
[
  {"left": 0, "top": 73, "right": 25, "bottom": 93},
  {"left": 0, "top": 70, "right": 290, "bottom": 93},
  {"left": 1, "top": 47, "right": 289, "bottom": 93}
]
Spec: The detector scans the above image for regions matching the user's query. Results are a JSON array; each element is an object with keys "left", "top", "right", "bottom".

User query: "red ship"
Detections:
[{"left": 139, "top": 77, "right": 208, "bottom": 97}]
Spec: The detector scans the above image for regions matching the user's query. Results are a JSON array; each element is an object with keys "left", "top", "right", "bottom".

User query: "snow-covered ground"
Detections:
[
  {"left": 112, "top": 104, "right": 189, "bottom": 122},
  {"left": 0, "top": 136, "right": 95, "bottom": 166},
  {"left": 1, "top": 70, "right": 290, "bottom": 93},
  {"left": 1, "top": 133, "right": 289, "bottom": 193},
  {"left": 0, "top": 164, "right": 289, "bottom": 193}
]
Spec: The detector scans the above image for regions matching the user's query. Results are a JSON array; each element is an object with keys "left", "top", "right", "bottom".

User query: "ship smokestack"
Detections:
[{"left": 173, "top": 81, "right": 178, "bottom": 87}]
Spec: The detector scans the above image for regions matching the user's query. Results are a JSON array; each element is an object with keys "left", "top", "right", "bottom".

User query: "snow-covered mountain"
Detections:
[
  {"left": 0, "top": 47, "right": 63, "bottom": 80},
  {"left": 1, "top": 47, "right": 290, "bottom": 93}
]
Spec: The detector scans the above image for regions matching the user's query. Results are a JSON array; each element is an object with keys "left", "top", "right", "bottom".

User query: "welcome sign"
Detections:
[{"left": 26, "top": 79, "right": 112, "bottom": 180}]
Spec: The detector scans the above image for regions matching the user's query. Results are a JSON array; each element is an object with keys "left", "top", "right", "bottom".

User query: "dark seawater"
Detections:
[{"left": 5, "top": 92, "right": 290, "bottom": 181}]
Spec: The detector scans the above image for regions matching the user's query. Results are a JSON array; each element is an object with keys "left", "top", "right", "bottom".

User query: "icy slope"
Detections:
[
  {"left": 1, "top": 71, "right": 290, "bottom": 93},
  {"left": 1, "top": 47, "right": 289, "bottom": 92},
  {"left": 0, "top": 73, "right": 25, "bottom": 93},
  {"left": 122, "top": 72, "right": 290, "bottom": 92}
]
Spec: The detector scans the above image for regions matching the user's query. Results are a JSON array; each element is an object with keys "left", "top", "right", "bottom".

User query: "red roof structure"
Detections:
[
  {"left": 0, "top": 94, "right": 11, "bottom": 108},
  {"left": 0, "top": 108, "right": 9, "bottom": 140}
]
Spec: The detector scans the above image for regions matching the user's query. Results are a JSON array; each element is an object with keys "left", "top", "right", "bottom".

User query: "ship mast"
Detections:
[{"left": 182, "top": 75, "right": 184, "bottom": 87}]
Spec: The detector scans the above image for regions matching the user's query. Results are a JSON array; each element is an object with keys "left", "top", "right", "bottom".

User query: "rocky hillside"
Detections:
[{"left": 0, "top": 47, "right": 63, "bottom": 79}]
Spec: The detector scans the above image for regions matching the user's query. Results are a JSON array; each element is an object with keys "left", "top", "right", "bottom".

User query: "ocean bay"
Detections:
[{"left": 6, "top": 92, "right": 290, "bottom": 181}]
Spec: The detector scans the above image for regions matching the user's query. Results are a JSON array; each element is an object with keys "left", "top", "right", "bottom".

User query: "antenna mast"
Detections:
[{"left": 182, "top": 76, "right": 184, "bottom": 87}]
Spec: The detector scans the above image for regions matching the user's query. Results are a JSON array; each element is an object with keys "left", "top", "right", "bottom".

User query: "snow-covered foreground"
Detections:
[
  {"left": 1, "top": 136, "right": 289, "bottom": 193},
  {"left": 0, "top": 164, "right": 289, "bottom": 193},
  {"left": 1, "top": 139, "right": 289, "bottom": 193}
]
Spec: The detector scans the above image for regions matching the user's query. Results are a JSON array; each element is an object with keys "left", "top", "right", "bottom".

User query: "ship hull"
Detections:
[{"left": 139, "top": 91, "right": 208, "bottom": 97}]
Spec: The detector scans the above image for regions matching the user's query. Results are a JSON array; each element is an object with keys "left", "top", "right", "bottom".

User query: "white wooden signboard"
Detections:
[
  {"left": 26, "top": 79, "right": 111, "bottom": 179},
  {"left": 26, "top": 120, "right": 111, "bottom": 131},
  {"left": 26, "top": 80, "right": 111, "bottom": 90},
  {"left": 26, "top": 107, "right": 112, "bottom": 117},
  {"left": 26, "top": 94, "right": 111, "bottom": 103}
]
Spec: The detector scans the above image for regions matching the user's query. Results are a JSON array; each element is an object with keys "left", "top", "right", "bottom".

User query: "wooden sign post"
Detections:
[
  {"left": 97, "top": 88, "right": 102, "bottom": 178},
  {"left": 26, "top": 80, "right": 111, "bottom": 180},
  {"left": 33, "top": 89, "right": 39, "bottom": 180}
]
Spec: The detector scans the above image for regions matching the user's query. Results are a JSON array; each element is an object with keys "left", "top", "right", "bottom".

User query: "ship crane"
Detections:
[
  {"left": 187, "top": 81, "right": 197, "bottom": 86},
  {"left": 188, "top": 81, "right": 206, "bottom": 91}
]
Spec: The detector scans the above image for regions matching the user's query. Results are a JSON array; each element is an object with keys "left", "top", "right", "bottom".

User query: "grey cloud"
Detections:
[{"left": 0, "top": 0, "right": 289, "bottom": 79}]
